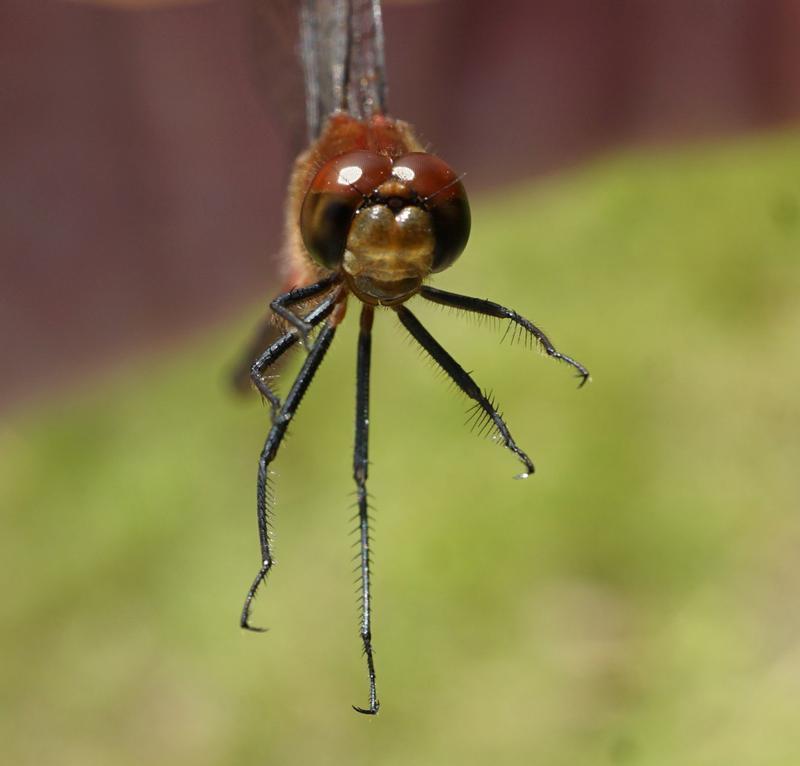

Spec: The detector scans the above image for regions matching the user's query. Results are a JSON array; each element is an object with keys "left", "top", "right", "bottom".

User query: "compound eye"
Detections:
[
  {"left": 393, "top": 153, "right": 471, "bottom": 272},
  {"left": 300, "top": 151, "right": 393, "bottom": 269}
]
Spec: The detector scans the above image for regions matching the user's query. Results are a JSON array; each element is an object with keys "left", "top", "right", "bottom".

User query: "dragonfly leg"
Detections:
[
  {"left": 270, "top": 274, "right": 340, "bottom": 349},
  {"left": 351, "top": 305, "right": 380, "bottom": 715},
  {"left": 231, "top": 316, "right": 285, "bottom": 395},
  {"left": 420, "top": 286, "right": 590, "bottom": 387},
  {"left": 240, "top": 321, "right": 338, "bottom": 632},
  {"left": 250, "top": 290, "right": 340, "bottom": 419},
  {"left": 395, "top": 305, "right": 535, "bottom": 479}
]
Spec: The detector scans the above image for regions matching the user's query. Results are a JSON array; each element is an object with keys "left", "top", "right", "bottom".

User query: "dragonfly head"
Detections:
[{"left": 300, "top": 150, "right": 470, "bottom": 305}]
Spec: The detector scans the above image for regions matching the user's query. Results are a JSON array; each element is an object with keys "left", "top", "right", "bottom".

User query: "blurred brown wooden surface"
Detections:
[{"left": 2, "top": 0, "right": 799, "bottom": 410}]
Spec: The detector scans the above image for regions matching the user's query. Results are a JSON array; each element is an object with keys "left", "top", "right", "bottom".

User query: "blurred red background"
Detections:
[{"left": 2, "top": 0, "right": 799, "bottom": 410}]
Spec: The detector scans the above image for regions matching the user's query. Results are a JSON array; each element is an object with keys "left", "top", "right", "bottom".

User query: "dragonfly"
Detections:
[{"left": 239, "top": 0, "right": 589, "bottom": 715}]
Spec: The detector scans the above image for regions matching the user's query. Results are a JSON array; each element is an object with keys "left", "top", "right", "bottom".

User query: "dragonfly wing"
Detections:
[
  {"left": 248, "top": 0, "right": 308, "bottom": 156},
  {"left": 300, "top": 0, "right": 388, "bottom": 141}
]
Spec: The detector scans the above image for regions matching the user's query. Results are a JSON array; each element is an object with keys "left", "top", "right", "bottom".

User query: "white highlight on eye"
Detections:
[
  {"left": 337, "top": 165, "right": 363, "bottom": 185},
  {"left": 393, "top": 165, "right": 415, "bottom": 182}
]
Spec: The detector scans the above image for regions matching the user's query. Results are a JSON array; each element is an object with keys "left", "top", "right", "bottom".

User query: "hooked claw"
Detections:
[
  {"left": 352, "top": 702, "right": 380, "bottom": 716},
  {"left": 240, "top": 617, "right": 269, "bottom": 633}
]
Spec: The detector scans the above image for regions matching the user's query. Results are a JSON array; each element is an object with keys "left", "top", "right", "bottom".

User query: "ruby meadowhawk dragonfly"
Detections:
[{"left": 239, "top": 0, "right": 589, "bottom": 715}]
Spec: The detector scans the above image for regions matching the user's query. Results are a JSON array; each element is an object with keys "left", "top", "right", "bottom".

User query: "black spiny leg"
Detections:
[
  {"left": 396, "top": 305, "right": 535, "bottom": 478},
  {"left": 352, "top": 305, "right": 379, "bottom": 715},
  {"left": 231, "top": 316, "right": 285, "bottom": 395},
  {"left": 241, "top": 321, "right": 337, "bottom": 631},
  {"left": 420, "top": 286, "right": 590, "bottom": 387},
  {"left": 270, "top": 274, "right": 339, "bottom": 346},
  {"left": 250, "top": 290, "right": 340, "bottom": 417}
]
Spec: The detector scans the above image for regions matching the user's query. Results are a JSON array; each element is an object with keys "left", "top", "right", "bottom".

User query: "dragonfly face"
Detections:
[
  {"left": 300, "top": 148, "right": 471, "bottom": 304},
  {"left": 239, "top": 0, "right": 589, "bottom": 716}
]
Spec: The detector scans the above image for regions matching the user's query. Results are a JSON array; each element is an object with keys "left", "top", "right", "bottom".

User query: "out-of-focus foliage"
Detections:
[{"left": 1, "top": 132, "right": 799, "bottom": 766}]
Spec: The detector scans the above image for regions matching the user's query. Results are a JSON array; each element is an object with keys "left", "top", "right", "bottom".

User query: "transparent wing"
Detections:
[
  {"left": 300, "top": 0, "right": 388, "bottom": 141},
  {"left": 248, "top": 0, "right": 308, "bottom": 156}
]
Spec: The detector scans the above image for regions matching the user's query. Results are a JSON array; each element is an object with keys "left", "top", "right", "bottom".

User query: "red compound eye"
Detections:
[
  {"left": 301, "top": 151, "right": 393, "bottom": 269},
  {"left": 393, "top": 153, "right": 471, "bottom": 272}
]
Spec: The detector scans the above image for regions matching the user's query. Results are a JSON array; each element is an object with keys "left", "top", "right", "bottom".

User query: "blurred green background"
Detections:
[{"left": 2, "top": 131, "right": 799, "bottom": 765}]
